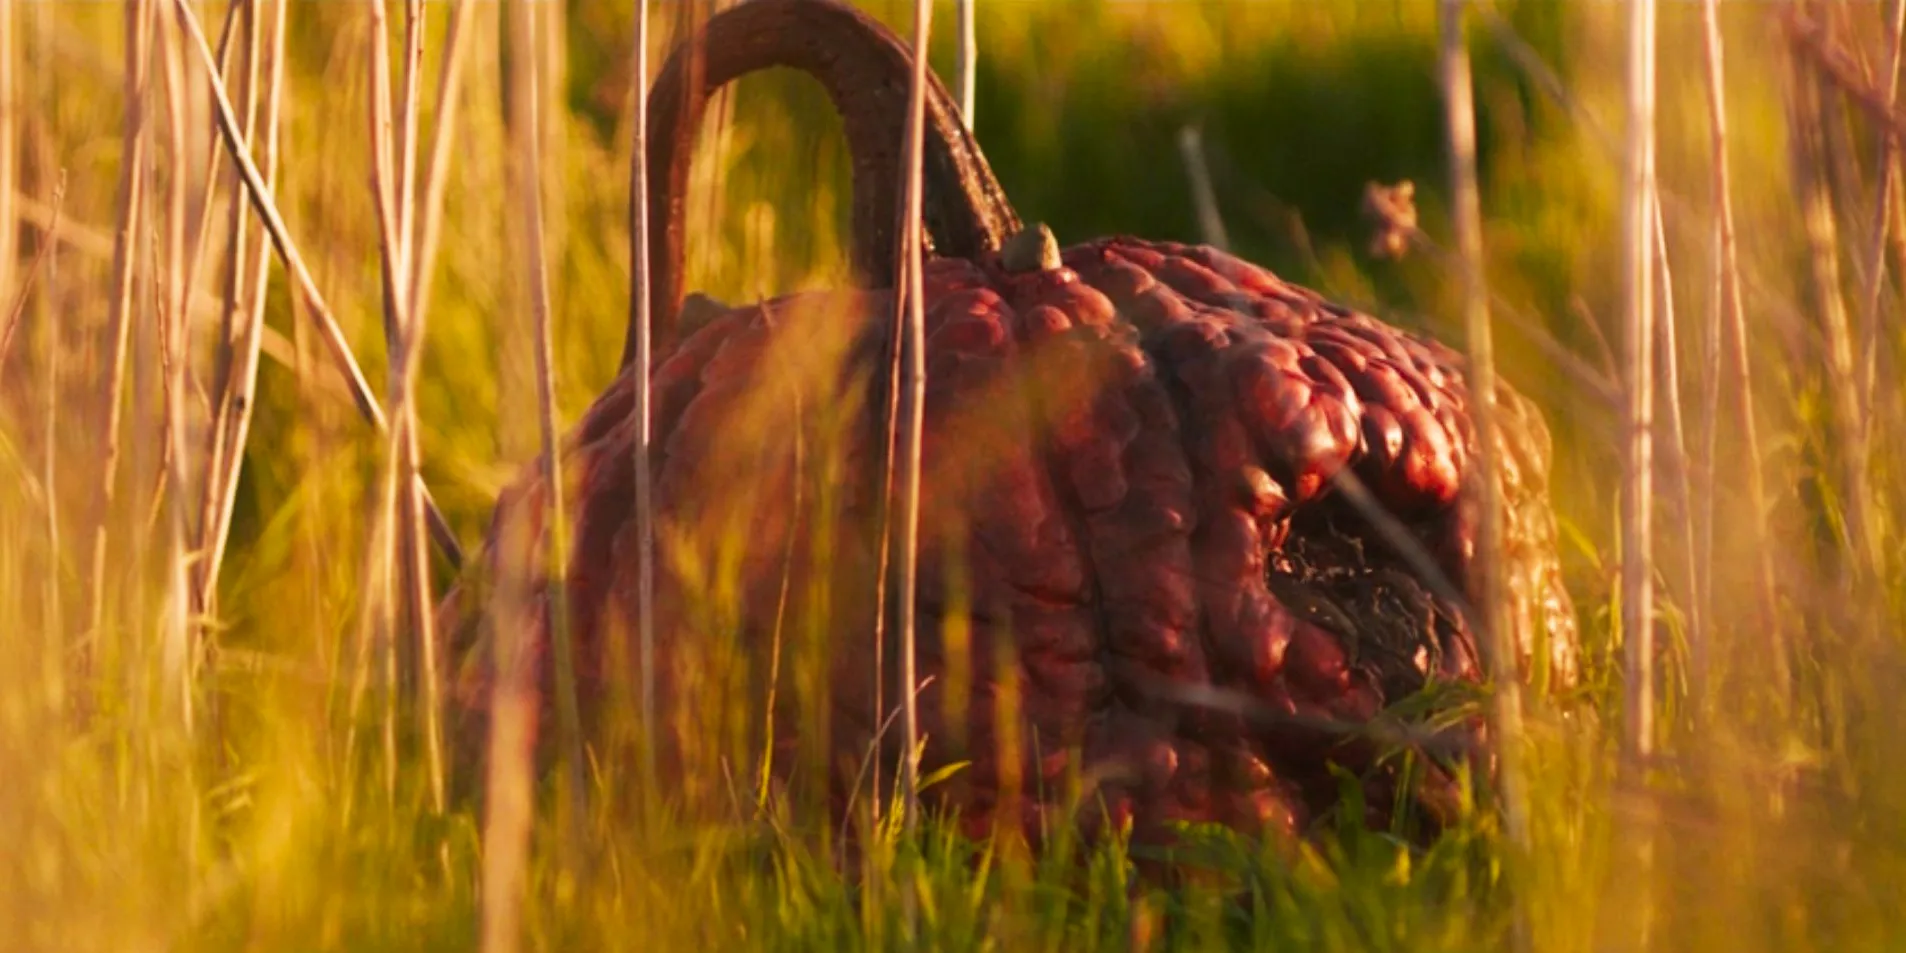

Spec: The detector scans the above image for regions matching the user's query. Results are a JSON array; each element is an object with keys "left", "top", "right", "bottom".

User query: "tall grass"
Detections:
[{"left": 3, "top": 1, "right": 1905, "bottom": 951}]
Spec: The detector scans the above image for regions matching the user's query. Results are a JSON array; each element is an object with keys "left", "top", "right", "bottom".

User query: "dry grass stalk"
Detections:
[
  {"left": 195, "top": 0, "right": 288, "bottom": 633},
  {"left": 626, "top": 0, "right": 658, "bottom": 789},
  {"left": 395, "top": 0, "right": 478, "bottom": 818},
  {"left": 956, "top": 0, "right": 975, "bottom": 128},
  {"left": 1620, "top": 0, "right": 1659, "bottom": 766},
  {"left": 41, "top": 173, "right": 65, "bottom": 706},
  {"left": 342, "top": 470, "right": 401, "bottom": 814},
  {"left": 1652, "top": 199, "right": 1700, "bottom": 706},
  {"left": 759, "top": 381, "right": 802, "bottom": 807},
  {"left": 479, "top": 500, "right": 541, "bottom": 953},
  {"left": 355, "top": 0, "right": 417, "bottom": 801},
  {"left": 508, "top": 0, "right": 587, "bottom": 859},
  {"left": 132, "top": 50, "right": 159, "bottom": 738},
  {"left": 155, "top": 0, "right": 196, "bottom": 734},
  {"left": 869, "top": 0, "right": 941, "bottom": 838},
  {"left": 168, "top": 4, "right": 246, "bottom": 417},
  {"left": 1784, "top": 9, "right": 1906, "bottom": 155},
  {"left": 1694, "top": 18, "right": 1725, "bottom": 710},
  {"left": 1857, "top": 0, "right": 1905, "bottom": 488},
  {"left": 1481, "top": 2, "right": 1828, "bottom": 411},
  {"left": 169, "top": 0, "right": 465, "bottom": 572},
  {"left": 1177, "top": 125, "right": 1230, "bottom": 251},
  {"left": 1614, "top": 4, "right": 1661, "bottom": 949},
  {"left": 368, "top": 0, "right": 404, "bottom": 341},
  {"left": 476, "top": 1, "right": 590, "bottom": 943},
  {"left": 0, "top": 0, "right": 15, "bottom": 305},
  {"left": 1360, "top": 181, "right": 1621, "bottom": 407},
  {"left": 1435, "top": 3, "right": 1530, "bottom": 941},
  {"left": 10, "top": 188, "right": 314, "bottom": 375},
  {"left": 89, "top": 0, "right": 156, "bottom": 653},
  {"left": 1811, "top": 9, "right": 1867, "bottom": 245},
  {"left": 1788, "top": 4, "right": 1879, "bottom": 594},
  {"left": 1891, "top": 156, "right": 1906, "bottom": 307},
  {"left": 0, "top": 175, "right": 63, "bottom": 375},
  {"left": 396, "top": 0, "right": 423, "bottom": 282},
  {"left": 1698, "top": 0, "right": 1782, "bottom": 703},
  {"left": 892, "top": 0, "right": 935, "bottom": 848},
  {"left": 383, "top": 0, "right": 480, "bottom": 820},
  {"left": 362, "top": 0, "right": 447, "bottom": 812},
  {"left": 405, "top": 0, "right": 476, "bottom": 334},
  {"left": 193, "top": 0, "right": 262, "bottom": 625}
]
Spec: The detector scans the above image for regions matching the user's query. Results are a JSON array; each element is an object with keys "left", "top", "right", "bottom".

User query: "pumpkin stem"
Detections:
[
  {"left": 1000, "top": 222, "right": 1062, "bottom": 273},
  {"left": 625, "top": 0, "right": 1023, "bottom": 364}
]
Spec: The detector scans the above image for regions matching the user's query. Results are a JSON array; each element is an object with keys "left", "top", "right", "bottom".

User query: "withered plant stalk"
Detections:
[
  {"left": 507, "top": 0, "right": 587, "bottom": 860},
  {"left": 155, "top": 0, "right": 196, "bottom": 734},
  {"left": 90, "top": 0, "right": 156, "bottom": 656},
  {"left": 891, "top": 0, "right": 935, "bottom": 848},
  {"left": 1698, "top": 0, "right": 1782, "bottom": 703},
  {"left": 1615, "top": 6, "right": 1661, "bottom": 949},
  {"left": 1177, "top": 125, "right": 1230, "bottom": 252},
  {"left": 170, "top": 2, "right": 245, "bottom": 418},
  {"left": 0, "top": 0, "right": 14, "bottom": 304},
  {"left": 406, "top": 0, "right": 477, "bottom": 333},
  {"left": 362, "top": 0, "right": 447, "bottom": 812},
  {"left": 42, "top": 171, "right": 66, "bottom": 710},
  {"left": 1787, "top": 7, "right": 1876, "bottom": 593},
  {"left": 1620, "top": 0, "right": 1659, "bottom": 765},
  {"left": 956, "top": 0, "right": 975, "bottom": 128},
  {"left": 196, "top": 0, "right": 287, "bottom": 656},
  {"left": 627, "top": 0, "right": 658, "bottom": 790},
  {"left": 1436, "top": 6, "right": 1530, "bottom": 948},
  {"left": 1653, "top": 198, "right": 1699, "bottom": 705},
  {"left": 169, "top": 0, "right": 465, "bottom": 571},
  {"left": 1858, "top": 0, "right": 1905, "bottom": 494},
  {"left": 194, "top": 0, "right": 263, "bottom": 624},
  {"left": 0, "top": 176, "right": 62, "bottom": 374},
  {"left": 397, "top": 0, "right": 479, "bottom": 815}
]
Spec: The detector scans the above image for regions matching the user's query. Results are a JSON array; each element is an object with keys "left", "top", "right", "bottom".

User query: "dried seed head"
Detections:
[
  {"left": 1002, "top": 222, "right": 1062, "bottom": 273},
  {"left": 1361, "top": 180, "right": 1418, "bottom": 261}
]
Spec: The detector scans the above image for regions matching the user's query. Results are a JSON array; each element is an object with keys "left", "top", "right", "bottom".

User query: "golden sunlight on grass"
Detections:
[{"left": 2, "top": 2, "right": 1903, "bottom": 951}]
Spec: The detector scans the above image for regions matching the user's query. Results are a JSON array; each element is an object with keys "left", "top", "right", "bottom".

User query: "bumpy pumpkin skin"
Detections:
[{"left": 440, "top": 230, "right": 1578, "bottom": 854}]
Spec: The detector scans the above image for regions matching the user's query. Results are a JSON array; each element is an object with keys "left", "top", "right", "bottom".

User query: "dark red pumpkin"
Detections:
[{"left": 440, "top": 0, "right": 1577, "bottom": 854}]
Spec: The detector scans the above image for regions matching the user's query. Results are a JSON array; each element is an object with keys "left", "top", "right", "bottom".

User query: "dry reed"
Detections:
[
  {"left": 402, "top": 0, "right": 484, "bottom": 804},
  {"left": 1652, "top": 199, "right": 1699, "bottom": 706},
  {"left": 1615, "top": 4, "right": 1661, "bottom": 950},
  {"left": 1697, "top": 0, "right": 1782, "bottom": 704},
  {"left": 0, "top": 0, "right": 14, "bottom": 306},
  {"left": 956, "top": 0, "right": 975, "bottom": 128},
  {"left": 89, "top": 0, "right": 154, "bottom": 656},
  {"left": 1619, "top": 0, "right": 1659, "bottom": 765},
  {"left": 194, "top": 0, "right": 264, "bottom": 622},
  {"left": 1857, "top": 0, "right": 1906, "bottom": 421},
  {"left": 1435, "top": 5, "right": 1529, "bottom": 951},
  {"left": 1788, "top": 4, "right": 1877, "bottom": 594},
  {"left": 154, "top": 0, "right": 195, "bottom": 735},
  {"left": 0, "top": 174, "right": 60, "bottom": 374},
  {"left": 507, "top": 0, "right": 587, "bottom": 863},
  {"left": 627, "top": 0, "right": 657, "bottom": 792},
  {"left": 172, "top": 0, "right": 465, "bottom": 574},
  {"left": 891, "top": 0, "right": 935, "bottom": 850}
]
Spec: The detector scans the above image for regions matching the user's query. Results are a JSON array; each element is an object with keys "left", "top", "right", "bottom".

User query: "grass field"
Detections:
[{"left": 3, "top": 0, "right": 1905, "bottom": 950}]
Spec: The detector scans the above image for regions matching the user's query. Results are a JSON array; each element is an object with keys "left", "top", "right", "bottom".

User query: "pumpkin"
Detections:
[{"left": 439, "top": 0, "right": 1578, "bottom": 853}]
